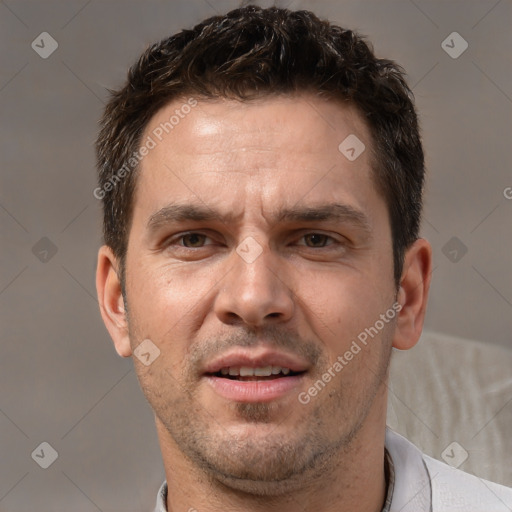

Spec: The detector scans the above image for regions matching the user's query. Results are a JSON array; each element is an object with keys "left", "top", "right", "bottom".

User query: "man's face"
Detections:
[{"left": 123, "top": 94, "right": 396, "bottom": 490}]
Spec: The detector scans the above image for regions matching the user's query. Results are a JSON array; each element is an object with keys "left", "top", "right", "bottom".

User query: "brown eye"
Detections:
[
  {"left": 181, "top": 233, "right": 207, "bottom": 247},
  {"left": 303, "top": 233, "right": 331, "bottom": 247}
]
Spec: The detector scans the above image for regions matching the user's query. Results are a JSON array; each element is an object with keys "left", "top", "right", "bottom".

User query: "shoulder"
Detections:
[
  {"left": 386, "top": 428, "right": 512, "bottom": 512},
  {"left": 424, "top": 454, "right": 512, "bottom": 511}
]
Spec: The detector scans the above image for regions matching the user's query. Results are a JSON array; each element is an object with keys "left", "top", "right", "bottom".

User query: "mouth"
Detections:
[
  {"left": 209, "top": 365, "right": 304, "bottom": 381},
  {"left": 203, "top": 350, "right": 309, "bottom": 403}
]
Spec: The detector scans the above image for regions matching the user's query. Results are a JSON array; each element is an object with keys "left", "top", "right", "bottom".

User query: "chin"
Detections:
[
  {"left": 185, "top": 430, "right": 341, "bottom": 498},
  {"left": 211, "top": 470, "right": 310, "bottom": 497}
]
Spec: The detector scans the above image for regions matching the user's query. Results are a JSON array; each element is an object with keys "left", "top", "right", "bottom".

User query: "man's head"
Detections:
[
  {"left": 95, "top": 5, "right": 431, "bottom": 500},
  {"left": 96, "top": 5, "right": 424, "bottom": 288}
]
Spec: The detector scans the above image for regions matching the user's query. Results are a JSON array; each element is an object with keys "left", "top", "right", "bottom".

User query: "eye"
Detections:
[
  {"left": 179, "top": 233, "right": 209, "bottom": 248},
  {"left": 159, "top": 231, "right": 223, "bottom": 261},
  {"left": 301, "top": 233, "right": 334, "bottom": 248}
]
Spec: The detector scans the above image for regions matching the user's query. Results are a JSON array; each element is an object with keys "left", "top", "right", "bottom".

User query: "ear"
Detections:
[
  {"left": 96, "top": 245, "right": 132, "bottom": 357},
  {"left": 392, "top": 238, "right": 432, "bottom": 351}
]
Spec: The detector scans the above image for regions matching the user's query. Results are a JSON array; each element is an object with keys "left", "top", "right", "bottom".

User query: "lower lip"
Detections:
[{"left": 205, "top": 375, "right": 304, "bottom": 403}]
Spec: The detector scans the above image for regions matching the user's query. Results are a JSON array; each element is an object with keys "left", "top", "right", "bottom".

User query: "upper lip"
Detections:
[{"left": 203, "top": 348, "right": 310, "bottom": 374}]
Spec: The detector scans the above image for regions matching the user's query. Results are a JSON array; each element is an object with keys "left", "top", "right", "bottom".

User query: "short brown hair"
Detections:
[{"left": 95, "top": 5, "right": 424, "bottom": 286}]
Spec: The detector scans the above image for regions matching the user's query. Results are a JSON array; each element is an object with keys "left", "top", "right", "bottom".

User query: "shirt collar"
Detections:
[
  {"left": 385, "top": 428, "right": 432, "bottom": 512},
  {"left": 154, "top": 480, "right": 167, "bottom": 512},
  {"left": 382, "top": 448, "right": 396, "bottom": 512}
]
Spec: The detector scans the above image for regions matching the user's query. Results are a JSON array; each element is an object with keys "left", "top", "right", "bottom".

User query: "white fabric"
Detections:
[
  {"left": 387, "top": 330, "right": 512, "bottom": 487},
  {"left": 385, "top": 429, "right": 432, "bottom": 511},
  {"left": 153, "top": 428, "right": 512, "bottom": 511},
  {"left": 387, "top": 429, "right": 512, "bottom": 512},
  {"left": 154, "top": 482, "right": 166, "bottom": 512},
  {"left": 425, "top": 454, "right": 512, "bottom": 511}
]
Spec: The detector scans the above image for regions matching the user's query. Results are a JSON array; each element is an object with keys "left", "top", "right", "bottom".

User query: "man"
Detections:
[{"left": 94, "top": 5, "right": 512, "bottom": 512}]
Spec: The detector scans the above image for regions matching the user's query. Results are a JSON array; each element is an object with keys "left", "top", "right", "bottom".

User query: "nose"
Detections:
[{"left": 213, "top": 241, "right": 295, "bottom": 328}]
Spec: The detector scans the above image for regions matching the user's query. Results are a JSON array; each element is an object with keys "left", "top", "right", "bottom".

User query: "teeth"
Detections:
[
  {"left": 254, "top": 366, "right": 272, "bottom": 376},
  {"left": 219, "top": 366, "right": 292, "bottom": 377}
]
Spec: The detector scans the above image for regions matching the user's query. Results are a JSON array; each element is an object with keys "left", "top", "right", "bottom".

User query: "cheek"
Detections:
[
  {"left": 128, "top": 259, "right": 202, "bottom": 321},
  {"left": 295, "top": 270, "right": 383, "bottom": 349},
  {"left": 126, "top": 261, "right": 217, "bottom": 363}
]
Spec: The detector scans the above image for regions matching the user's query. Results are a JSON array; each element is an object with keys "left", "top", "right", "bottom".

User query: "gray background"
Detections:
[{"left": 0, "top": 0, "right": 511, "bottom": 510}]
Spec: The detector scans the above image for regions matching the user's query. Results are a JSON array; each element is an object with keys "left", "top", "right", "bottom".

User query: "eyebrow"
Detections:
[
  {"left": 146, "top": 202, "right": 372, "bottom": 235},
  {"left": 146, "top": 204, "right": 238, "bottom": 232},
  {"left": 275, "top": 204, "right": 371, "bottom": 233}
]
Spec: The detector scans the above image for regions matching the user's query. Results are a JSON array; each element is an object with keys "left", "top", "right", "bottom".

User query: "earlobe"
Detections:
[
  {"left": 392, "top": 238, "right": 432, "bottom": 351},
  {"left": 96, "top": 245, "right": 132, "bottom": 357}
]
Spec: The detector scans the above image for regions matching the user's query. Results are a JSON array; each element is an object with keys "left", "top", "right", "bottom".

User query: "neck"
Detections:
[{"left": 157, "top": 408, "right": 388, "bottom": 512}]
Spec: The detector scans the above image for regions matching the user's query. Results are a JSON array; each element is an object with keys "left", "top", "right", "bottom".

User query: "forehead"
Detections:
[
  {"left": 133, "top": 93, "right": 383, "bottom": 228},
  {"left": 143, "top": 94, "right": 370, "bottom": 165}
]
